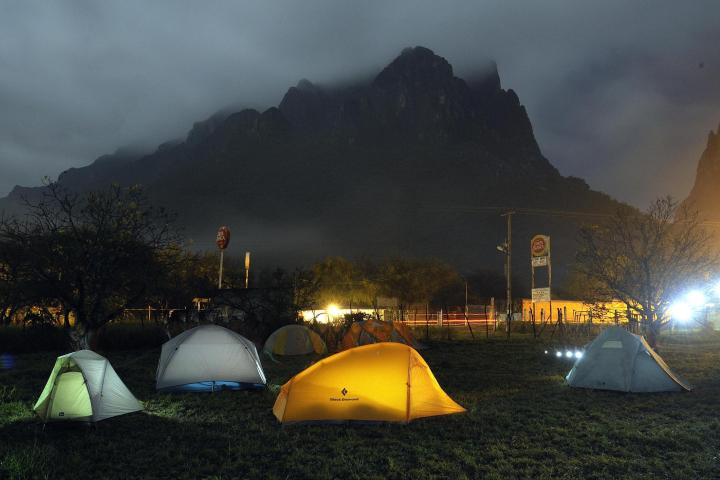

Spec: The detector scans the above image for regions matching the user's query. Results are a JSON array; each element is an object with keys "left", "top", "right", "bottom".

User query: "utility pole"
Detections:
[
  {"left": 500, "top": 211, "right": 514, "bottom": 335},
  {"left": 215, "top": 226, "right": 230, "bottom": 289},
  {"left": 218, "top": 250, "right": 224, "bottom": 289}
]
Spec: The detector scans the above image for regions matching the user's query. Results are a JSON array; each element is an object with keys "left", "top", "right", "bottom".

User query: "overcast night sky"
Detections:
[{"left": 1, "top": 0, "right": 719, "bottom": 208}]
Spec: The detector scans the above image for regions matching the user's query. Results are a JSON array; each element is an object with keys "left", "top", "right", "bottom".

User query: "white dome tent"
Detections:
[
  {"left": 33, "top": 350, "right": 143, "bottom": 423},
  {"left": 156, "top": 324, "right": 266, "bottom": 392},
  {"left": 566, "top": 326, "right": 690, "bottom": 392}
]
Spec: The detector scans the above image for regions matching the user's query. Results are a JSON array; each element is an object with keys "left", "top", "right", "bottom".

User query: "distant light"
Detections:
[
  {"left": 327, "top": 304, "right": 341, "bottom": 318},
  {"left": 687, "top": 290, "right": 706, "bottom": 307},
  {"left": 565, "top": 351, "right": 573, "bottom": 358},
  {"left": 544, "top": 350, "right": 548, "bottom": 354},
  {"left": 555, "top": 351, "right": 562, "bottom": 358},
  {"left": 669, "top": 301, "right": 692, "bottom": 323},
  {"left": 574, "top": 351, "right": 583, "bottom": 359}
]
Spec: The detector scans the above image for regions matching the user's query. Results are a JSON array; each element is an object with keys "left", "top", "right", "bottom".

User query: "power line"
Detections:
[
  {"left": 421, "top": 205, "right": 720, "bottom": 227},
  {"left": 422, "top": 205, "right": 614, "bottom": 218}
]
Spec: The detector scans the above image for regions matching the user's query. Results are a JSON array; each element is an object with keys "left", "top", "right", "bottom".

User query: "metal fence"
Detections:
[{"left": 396, "top": 307, "right": 497, "bottom": 330}]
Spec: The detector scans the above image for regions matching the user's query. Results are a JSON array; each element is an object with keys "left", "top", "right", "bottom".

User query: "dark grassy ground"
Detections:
[{"left": 1, "top": 330, "right": 719, "bottom": 479}]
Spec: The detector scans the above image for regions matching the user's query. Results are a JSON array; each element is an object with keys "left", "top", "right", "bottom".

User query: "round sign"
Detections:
[
  {"left": 216, "top": 226, "right": 231, "bottom": 250},
  {"left": 531, "top": 235, "right": 549, "bottom": 257}
]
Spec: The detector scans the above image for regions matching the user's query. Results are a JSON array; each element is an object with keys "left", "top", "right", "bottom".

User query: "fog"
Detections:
[{"left": 1, "top": 0, "right": 719, "bottom": 207}]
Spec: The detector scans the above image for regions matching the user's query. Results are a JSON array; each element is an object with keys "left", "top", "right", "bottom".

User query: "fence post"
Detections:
[
  {"left": 425, "top": 303, "right": 430, "bottom": 341},
  {"left": 530, "top": 307, "right": 537, "bottom": 338},
  {"left": 485, "top": 305, "right": 489, "bottom": 338},
  {"left": 446, "top": 308, "right": 451, "bottom": 340}
]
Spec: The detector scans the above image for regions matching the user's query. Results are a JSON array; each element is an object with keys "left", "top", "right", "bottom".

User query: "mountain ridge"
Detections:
[{"left": 0, "top": 46, "right": 625, "bottom": 290}]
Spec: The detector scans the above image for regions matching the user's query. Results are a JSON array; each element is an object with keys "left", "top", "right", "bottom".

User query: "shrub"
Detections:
[
  {"left": 96, "top": 323, "right": 169, "bottom": 351},
  {"left": 0, "top": 325, "right": 70, "bottom": 354}
]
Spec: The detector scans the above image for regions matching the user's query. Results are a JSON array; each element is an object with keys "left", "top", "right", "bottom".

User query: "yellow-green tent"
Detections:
[
  {"left": 273, "top": 343, "right": 465, "bottom": 423},
  {"left": 263, "top": 325, "right": 327, "bottom": 356},
  {"left": 34, "top": 350, "right": 142, "bottom": 423}
]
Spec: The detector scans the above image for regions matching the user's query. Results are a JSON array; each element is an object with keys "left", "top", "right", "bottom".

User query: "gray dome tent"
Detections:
[
  {"left": 156, "top": 324, "right": 266, "bottom": 392},
  {"left": 566, "top": 326, "right": 689, "bottom": 392}
]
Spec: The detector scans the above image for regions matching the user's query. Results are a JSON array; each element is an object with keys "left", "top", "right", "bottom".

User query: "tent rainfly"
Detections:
[
  {"left": 33, "top": 350, "right": 143, "bottom": 423},
  {"left": 156, "top": 324, "right": 266, "bottom": 392},
  {"left": 263, "top": 324, "right": 327, "bottom": 356},
  {"left": 273, "top": 342, "right": 465, "bottom": 423},
  {"left": 566, "top": 326, "right": 690, "bottom": 392},
  {"left": 340, "top": 318, "right": 424, "bottom": 351}
]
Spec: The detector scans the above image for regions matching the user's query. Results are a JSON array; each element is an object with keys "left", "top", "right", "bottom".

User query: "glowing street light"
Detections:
[
  {"left": 669, "top": 301, "right": 693, "bottom": 323},
  {"left": 327, "top": 304, "right": 341, "bottom": 318},
  {"left": 686, "top": 290, "right": 706, "bottom": 308}
]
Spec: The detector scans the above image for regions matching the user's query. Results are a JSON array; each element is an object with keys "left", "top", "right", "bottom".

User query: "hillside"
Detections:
[{"left": 0, "top": 47, "right": 625, "bottom": 290}]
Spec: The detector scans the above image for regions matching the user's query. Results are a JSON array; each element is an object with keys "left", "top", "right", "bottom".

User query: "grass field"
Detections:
[{"left": 1, "top": 330, "right": 719, "bottom": 479}]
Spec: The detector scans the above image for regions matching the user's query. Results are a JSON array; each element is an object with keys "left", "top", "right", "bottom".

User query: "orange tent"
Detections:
[
  {"left": 340, "top": 318, "right": 423, "bottom": 351},
  {"left": 273, "top": 343, "right": 465, "bottom": 423}
]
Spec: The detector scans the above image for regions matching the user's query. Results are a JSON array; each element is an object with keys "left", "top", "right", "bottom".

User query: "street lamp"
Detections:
[{"left": 669, "top": 301, "right": 693, "bottom": 323}]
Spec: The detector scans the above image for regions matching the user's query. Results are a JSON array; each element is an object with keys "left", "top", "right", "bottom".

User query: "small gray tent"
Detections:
[{"left": 566, "top": 326, "right": 689, "bottom": 392}]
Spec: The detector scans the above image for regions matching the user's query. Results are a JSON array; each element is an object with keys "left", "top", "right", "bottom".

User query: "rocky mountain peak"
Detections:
[
  {"left": 681, "top": 122, "right": 720, "bottom": 218},
  {"left": 372, "top": 46, "right": 455, "bottom": 91},
  {"left": 296, "top": 78, "right": 319, "bottom": 93},
  {"left": 466, "top": 61, "right": 501, "bottom": 100}
]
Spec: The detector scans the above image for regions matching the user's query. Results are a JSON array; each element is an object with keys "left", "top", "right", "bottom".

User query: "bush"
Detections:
[
  {"left": 0, "top": 325, "right": 70, "bottom": 354},
  {"left": 0, "top": 322, "right": 169, "bottom": 353},
  {"left": 96, "top": 323, "right": 168, "bottom": 351}
]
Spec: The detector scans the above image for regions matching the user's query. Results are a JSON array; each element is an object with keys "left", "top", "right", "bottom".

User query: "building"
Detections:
[{"left": 520, "top": 298, "right": 629, "bottom": 324}]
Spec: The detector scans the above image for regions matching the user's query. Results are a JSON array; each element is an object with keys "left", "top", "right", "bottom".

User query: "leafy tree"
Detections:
[
  {"left": 0, "top": 234, "right": 30, "bottom": 325},
  {"left": 465, "top": 269, "right": 507, "bottom": 301},
  {"left": 377, "top": 258, "right": 462, "bottom": 316},
  {"left": 312, "top": 257, "right": 375, "bottom": 310},
  {"left": 210, "top": 268, "right": 304, "bottom": 342},
  {"left": 0, "top": 182, "right": 178, "bottom": 348},
  {"left": 575, "top": 197, "right": 717, "bottom": 347},
  {"left": 287, "top": 267, "right": 320, "bottom": 312},
  {"left": 144, "top": 248, "right": 216, "bottom": 322}
]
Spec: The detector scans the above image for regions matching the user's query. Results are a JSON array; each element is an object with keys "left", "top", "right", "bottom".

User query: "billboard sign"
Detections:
[
  {"left": 531, "top": 287, "right": 551, "bottom": 303},
  {"left": 531, "top": 256, "right": 548, "bottom": 267},
  {"left": 530, "top": 235, "right": 550, "bottom": 258},
  {"left": 216, "top": 226, "right": 231, "bottom": 250}
]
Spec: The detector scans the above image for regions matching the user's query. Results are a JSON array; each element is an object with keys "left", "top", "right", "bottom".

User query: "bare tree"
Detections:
[
  {"left": 575, "top": 197, "right": 717, "bottom": 347},
  {"left": 0, "top": 182, "right": 178, "bottom": 348}
]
